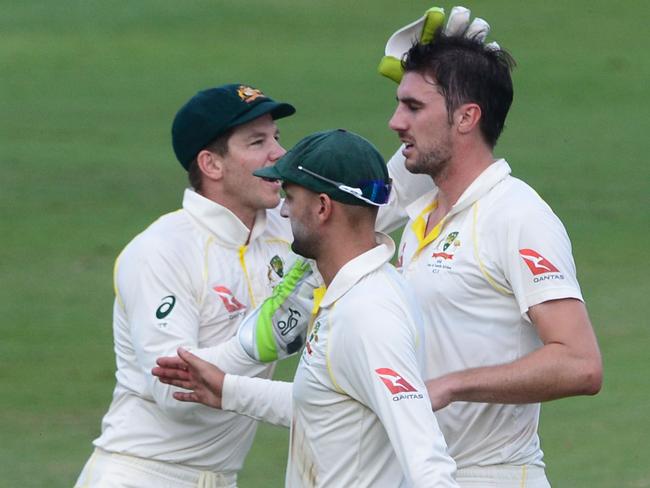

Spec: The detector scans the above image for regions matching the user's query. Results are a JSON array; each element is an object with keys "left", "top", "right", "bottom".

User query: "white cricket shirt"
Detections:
[
  {"left": 288, "top": 234, "right": 457, "bottom": 488},
  {"left": 397, "top": 159, "right": 583, "bottom": 469},
  {"left": 94, "top": 188, "right": 293, "bottom": 472},
  {"left": 225, "top": 234, "right": 458, "bottom": 487}
]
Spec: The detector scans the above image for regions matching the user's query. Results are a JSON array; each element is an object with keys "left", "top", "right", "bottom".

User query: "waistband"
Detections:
[
  {"left": 94, "top": 448, "right": 237, "bottom": 487},
  {"left": 457, "top": 464, "right": 547, "bottom": 480}
]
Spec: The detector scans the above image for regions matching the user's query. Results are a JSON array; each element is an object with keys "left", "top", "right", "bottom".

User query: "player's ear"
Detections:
[
  {"left": 455, "top": 103, "right": 482, "bottom": 135},
  {"left": 316, "top": 193, "right": 333, "bottom": 223},
  {"left": 197, "top": 149, "right": 225, "bottom": 182}
]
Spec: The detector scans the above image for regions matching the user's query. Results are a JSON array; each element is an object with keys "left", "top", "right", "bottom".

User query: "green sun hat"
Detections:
[
  {"left": 254, "top": 129, "right": 391, "bottom": 207},
  {"left": 172, "top": 83, "right": 296, "bottom": 170}
]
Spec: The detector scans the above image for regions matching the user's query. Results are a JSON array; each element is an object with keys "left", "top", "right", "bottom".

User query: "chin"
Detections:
[
  {"left": 404, "top": 159, "right": 427, "bottom": 175},
  {"left": 262, "top": 195, "right": 282, "bottom": 209}
]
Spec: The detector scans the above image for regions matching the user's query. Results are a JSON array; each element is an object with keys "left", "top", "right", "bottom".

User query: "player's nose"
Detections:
[
  {"left": 269, "top": 139, "right": 286, "bottom": 162},
  {"left": 388, "top": 107, "right": 407, "bottom": 132}
]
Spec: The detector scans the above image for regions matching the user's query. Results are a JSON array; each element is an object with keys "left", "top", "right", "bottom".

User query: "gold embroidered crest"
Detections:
[{"left": 237, "top": 85, "right": 265, "bottom": 103}]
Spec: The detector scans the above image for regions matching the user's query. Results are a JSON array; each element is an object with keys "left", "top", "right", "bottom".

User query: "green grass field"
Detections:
[{"left": 1, "top": 1, "right": 648, "bottom": 486}]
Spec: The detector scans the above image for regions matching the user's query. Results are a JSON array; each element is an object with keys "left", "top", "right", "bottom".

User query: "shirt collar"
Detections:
[
  {"left": 319, "top": 233, "right": 395, "bottom": 308},
  {"left": 405, "top": 159, "right": 511, "bottom": 220},
  {"left": 182, "top": 188, "right": 268, "bottom": 247}
]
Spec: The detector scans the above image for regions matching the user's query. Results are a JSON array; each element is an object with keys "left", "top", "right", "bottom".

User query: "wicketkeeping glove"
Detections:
[
  {"left": 378, "top": 6, "right": 499, "bottom": 83},
  {"left": 238, "top": 258, "right": 321, "bottom": 362}
]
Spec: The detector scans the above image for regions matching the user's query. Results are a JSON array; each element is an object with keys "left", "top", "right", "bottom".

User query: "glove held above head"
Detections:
[{"left": 378, "top": 5, "right": 494, "bottom": 83}]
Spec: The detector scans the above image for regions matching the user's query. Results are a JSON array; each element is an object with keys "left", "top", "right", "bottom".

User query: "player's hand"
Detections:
[
  {"left": 378, "top": 6, "right": 496, "bottom": 83},
  {"left": 152, "top": 347, "right": 225, "bottom": 409}
]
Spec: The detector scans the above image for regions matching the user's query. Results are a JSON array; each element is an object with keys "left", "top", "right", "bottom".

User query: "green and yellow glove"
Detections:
[
  {"left": 238, "top": 257, "right": 321, "bottom": 362},
  {"left": 378, "top": 6, "right": 498, "bottom": 83}
]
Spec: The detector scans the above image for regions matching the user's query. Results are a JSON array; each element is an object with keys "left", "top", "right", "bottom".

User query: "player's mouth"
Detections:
[
  {"left": 260, "top": 177, "right": 282, "bottom": 189},
  {"left": 400, "top": 139, "right": 415, "bottom": 158}
]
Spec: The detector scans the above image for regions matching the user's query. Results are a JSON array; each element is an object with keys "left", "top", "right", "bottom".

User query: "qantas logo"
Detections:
[
  {"left": 375, "top": 368, "right": 417, "bottom": 394},
  {"left": 213, "top": 286, "right": 246, "bottom": 313},
  {"left": 519, "top": 249, "right": 560, "bottom": 275}
]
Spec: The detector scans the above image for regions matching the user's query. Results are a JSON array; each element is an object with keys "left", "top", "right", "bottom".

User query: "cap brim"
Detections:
[
  {"left": 230, "top": 100, "right": 296, "bottom": 130},
  {"left": 253, "top": 165, "right": 283, "bottom": 180}
]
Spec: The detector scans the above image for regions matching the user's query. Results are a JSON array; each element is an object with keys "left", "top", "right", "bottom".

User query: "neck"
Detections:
[
  {"left": 316, "top": 229, "right": 377, "bottom": 286},
  {"left": 197, "top": 187, "right": 257, "bottom": 232},
  {"left": 434, "top": 143, "right": 494, "bottom": 213}
]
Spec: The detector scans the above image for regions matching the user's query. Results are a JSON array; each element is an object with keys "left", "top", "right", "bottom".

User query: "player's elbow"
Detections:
[
  {"left": 583, "top": 359, "right": 603, "bottom": 396},
  {"left": 576, "top": 354, "right": 603, "bottom": 396}
]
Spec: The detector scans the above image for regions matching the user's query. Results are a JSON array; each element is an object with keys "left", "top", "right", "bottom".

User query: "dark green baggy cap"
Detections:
[
  {"left": 172, "top": 83, "right": 295, "bottom": 169},
  {"left": 254, "top": 129, "right": 391, "bottom": 207}
]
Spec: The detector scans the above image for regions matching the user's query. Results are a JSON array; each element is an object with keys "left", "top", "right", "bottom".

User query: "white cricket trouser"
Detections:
[
  {"left": 74, "top": 448, "right": 237, "bottom": 488},
  {"left": 456, "top": 465, "right": 551, "bottom": 488}
]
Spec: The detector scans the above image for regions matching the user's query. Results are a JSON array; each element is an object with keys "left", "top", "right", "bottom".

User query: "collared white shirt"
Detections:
[
  {"left": 94, "top": 188, "right": 294, "bottom": 472},
  {"left": 288, "top": 234, "right": 456, "bottom": 487},
  {"left": 398, "top": 159, "right": 583, "bottom": 469}
]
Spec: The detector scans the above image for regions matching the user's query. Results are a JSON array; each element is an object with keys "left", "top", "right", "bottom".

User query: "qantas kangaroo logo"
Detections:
[
  {"left": 519, "top": 249, "right": 560, "bottom": 276},
  {"left": 375, "top": 368, "right": 417, "bottom": 394},
  {"left": 213, "top": 286, "right": 246, "bottom": 313}
]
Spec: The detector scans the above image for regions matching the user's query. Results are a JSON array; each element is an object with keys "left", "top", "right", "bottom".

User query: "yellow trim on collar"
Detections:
[
  {"left": 311, "top": 286, "right": 327, "bottom": 316},
  {"left": 411, "top": 200, "right": 447, "bottom": 255}
]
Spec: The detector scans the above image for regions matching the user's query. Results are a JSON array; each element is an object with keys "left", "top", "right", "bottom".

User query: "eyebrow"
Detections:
[
  {"left": 249, "top": 127, "right": 280, "bottom": 139},
  {"left": 396, "top": 95, "right": 424, "bottom": 105}
]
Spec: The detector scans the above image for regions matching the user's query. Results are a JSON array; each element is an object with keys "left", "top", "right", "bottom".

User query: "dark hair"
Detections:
[
  {"left": 403, "top": 34, "right": 515, "bottom": 147},
  {"left": 187, "top": 128, "right": 233, "bottom": 192}
]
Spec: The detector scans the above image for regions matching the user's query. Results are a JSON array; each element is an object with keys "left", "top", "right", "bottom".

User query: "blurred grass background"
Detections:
[{"left": 1, "top": 1, "right": 648, "bottom": 486}]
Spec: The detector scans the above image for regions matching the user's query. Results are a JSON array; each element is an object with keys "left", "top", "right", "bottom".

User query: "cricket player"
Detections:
[
  {"left": 386, "top": 27, "right": 603, "bottom": 487},
  {"left": 73, "top": 84, "right": 305, "bottom": 488},
  {"left": 155, "top": 129, "right": 458, "bottom": 487}
]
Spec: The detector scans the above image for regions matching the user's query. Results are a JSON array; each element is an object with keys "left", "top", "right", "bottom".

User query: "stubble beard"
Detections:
[
  {"left": 409, "top": 145, "right": 452, "bottom": 180},
  {"left": 290, "top": 224, "right": 320, "bottom": 260}
]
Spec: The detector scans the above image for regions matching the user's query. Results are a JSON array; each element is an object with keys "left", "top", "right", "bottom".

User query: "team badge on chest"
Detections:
[
  {"left": 428, "top": 231, "right": 461, "bottom": 273},
  {"left": 267, "top": 254, "right": 285, "bottom": 288},
  {"left": 304, "top": 321, "right": 321, "bottom": 357}
]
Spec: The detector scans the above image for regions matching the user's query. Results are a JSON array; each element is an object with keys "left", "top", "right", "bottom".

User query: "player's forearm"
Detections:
[
  {"left": 222, "top": 374, "right": 293, "bottom": 427},
  {"left": 429, "top": 342, "right": 602, "bottom": 407},
  {"left": 190, "top": 336, "right": 270, "bottom": 377}
]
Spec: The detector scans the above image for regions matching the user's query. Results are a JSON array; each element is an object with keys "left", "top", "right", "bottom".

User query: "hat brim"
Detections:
[
  {"left": 253, "top": 165, "right": 283, "bottom": 180},
  {"left": 229, "top": 101, "right": 296, "bottom": 132}
]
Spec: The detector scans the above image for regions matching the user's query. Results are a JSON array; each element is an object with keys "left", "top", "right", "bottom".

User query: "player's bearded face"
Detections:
[
  {"left": 390, "top": 72, "right": 454, "bottom": 179},
  {"left": 408, "top": 131, "right": 453, "bottom": 179},
  {"left": 281, "top": 184, "right": 320, "bottom": 260}
]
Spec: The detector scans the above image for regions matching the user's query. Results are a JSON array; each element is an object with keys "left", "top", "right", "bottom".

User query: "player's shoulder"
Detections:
[
  {"left": 483, "top": 175, "right": 560, "bottom": 225},
  {"left": 119, "top": 208, "right": 200, "bottom": 264},
  {"left": 335, "top": 264, "right": 417, "bottom": 336}
]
